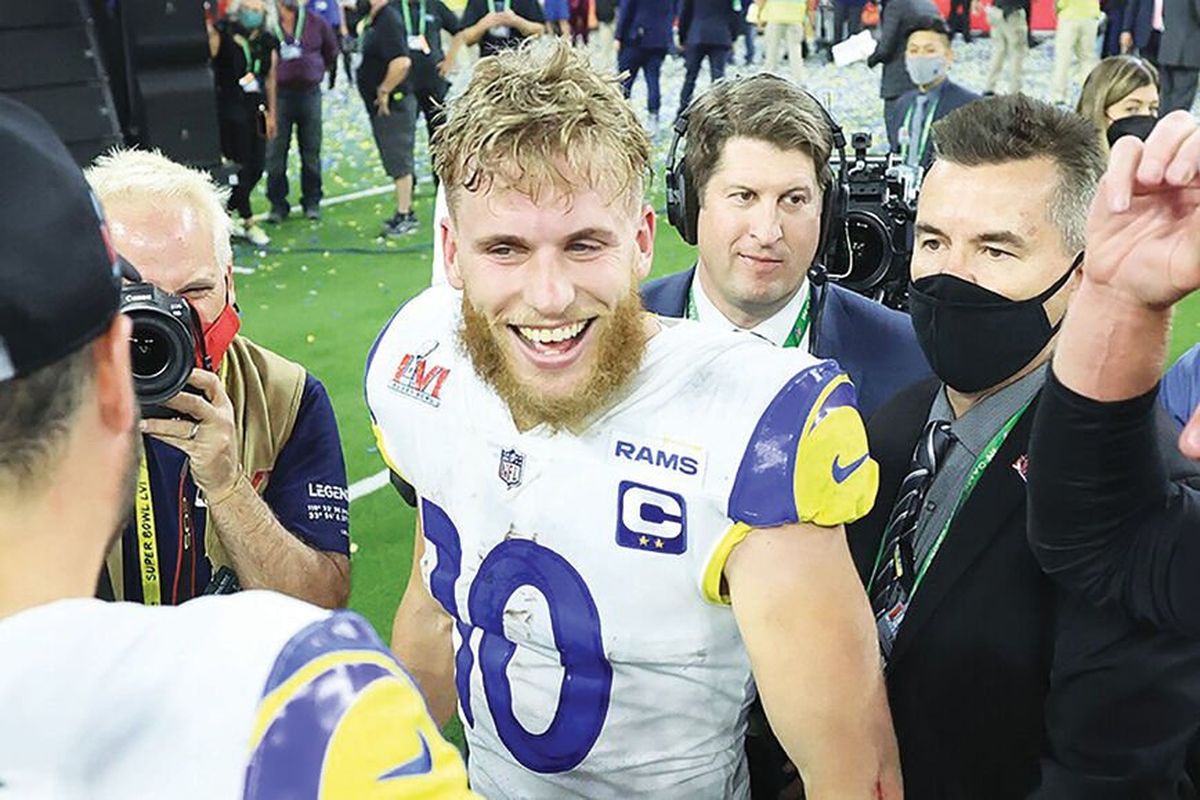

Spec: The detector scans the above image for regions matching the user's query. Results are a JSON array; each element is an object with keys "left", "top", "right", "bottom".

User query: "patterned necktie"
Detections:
[{"left": 870, "top": 419, "right": 954, "bottom": 661}]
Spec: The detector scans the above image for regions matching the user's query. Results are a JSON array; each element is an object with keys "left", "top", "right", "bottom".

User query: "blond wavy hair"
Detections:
[{"left": 432, "top": 38, "right": 651, "bottom": 214}]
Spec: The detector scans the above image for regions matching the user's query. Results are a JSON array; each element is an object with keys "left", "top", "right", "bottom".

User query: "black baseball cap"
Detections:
[{"left": 0, "top": 96, "right": 122, "bottom": 383}]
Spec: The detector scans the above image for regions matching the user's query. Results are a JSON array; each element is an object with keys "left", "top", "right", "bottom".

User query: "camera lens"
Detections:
[
  {"left": 120, "top": 289, "right": 196, "bottom": 407},
  {"left": 130, "top": 328, "right": 172, "bottom": 380},
  {"left": 827, "top": 210, "right": 892, "bottom": 291}
]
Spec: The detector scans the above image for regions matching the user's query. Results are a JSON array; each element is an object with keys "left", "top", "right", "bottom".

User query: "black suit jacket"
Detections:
[
  {"left": 848, "top": 379, "right": 1200, "bottom": 799},
  {"left": 640, "top": 266, "right": 931, "bottom": 419}
]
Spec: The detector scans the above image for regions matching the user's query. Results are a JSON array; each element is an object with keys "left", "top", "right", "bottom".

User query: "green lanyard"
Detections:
[
  {"left": 234, "top": 33, "right": 261, "bottom": 75},
  {"left": 402, "top": 0, "right": 427, "bottom": 37},
  {"left": 867, "top": 399, "right": 1032, "bottom": 599},
  {"left": 275, "top": 5, "right": 306, "bottom": 44},
  {"left": 899, "top": 94, "right": 939, "bottom": 166},
  {"left": 686, "top": 285, "right": 811, "bottom": 349}
]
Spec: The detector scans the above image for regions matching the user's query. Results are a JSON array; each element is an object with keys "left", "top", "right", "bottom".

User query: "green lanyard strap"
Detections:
[
  {"left": 686, "top": 285, "right": 811, "bottom": 349},
  {"left": 233, "top": 33, "right": 261, "bottom": 76},
  {"left": 868, "top": 399, "right": 1032, "bottom": 600},
  {"left": 899, "top": 95, "right": 939, "bottom": 166},
  {"left": 402, "top": 0, "right": 428, "bottom": 37},
  {"left": 275, "top": 5, "right": 306, "bottom": 44}
]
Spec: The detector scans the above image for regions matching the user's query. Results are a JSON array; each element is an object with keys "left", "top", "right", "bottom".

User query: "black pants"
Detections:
[
  {"left": 619, "top": 45, "right": 668, "bottom": 114},
  {"left": 834, "top": 2, "right": 864, "bottom": 42},
  {"left": 413, "top": 79, "right": 450, "bottom": 149},
  {"left": 1101, "top": 2, "right": 1125, "bottom": 56},
  {"left": 265, "top": 84, "right": 323, "bottom": 214},
  {"left": 218, "top": 100, "right": 266, "bottom": 220},
  {"left": 679, "top": 44, "right": 730, "bottom": 111}
]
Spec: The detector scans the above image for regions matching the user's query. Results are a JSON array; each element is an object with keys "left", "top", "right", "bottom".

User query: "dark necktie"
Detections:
[
  {"left": 906, "top": 94, "right": 930, "bottom": 168},
  {"left": 870, "top": 419, "right": 954, "bottom": 662}
]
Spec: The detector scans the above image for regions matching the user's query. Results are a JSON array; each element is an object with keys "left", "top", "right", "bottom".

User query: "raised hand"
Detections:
[{"left": 1084, "top": 110, "right": 1200, "bottom": 310}]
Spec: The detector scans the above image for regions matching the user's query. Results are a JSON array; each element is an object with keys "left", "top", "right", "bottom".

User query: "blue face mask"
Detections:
[
  {"left": 905, "top": 54, "right": 948, "bottom": 88},
  {"left": 241, "top": 9, "right": 266, "bottom": 27}
]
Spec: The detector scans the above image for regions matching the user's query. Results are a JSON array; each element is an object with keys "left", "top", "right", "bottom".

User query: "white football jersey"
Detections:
[
  {"left": 0, "top": 592, "right": 473, "bottom": 800},
  {"left": 365, "top": 285, "right": 877, "bottom": 799}
]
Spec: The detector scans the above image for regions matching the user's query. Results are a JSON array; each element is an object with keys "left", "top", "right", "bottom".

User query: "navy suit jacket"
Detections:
[
  {"left": 640, "top": 266, "right": 932, "bottom": 419},
  {"left": 887, "top": 80, "right": 980, "bottom": 170},
  {"left": 1122, "top": 0, "right": 1155, "bottom": 50},
  {"left": 617, "top": 0, "right": 675, "bottom": 49},
  {"left": 677, "top": 0, "right": 739, "bottom": 47}
]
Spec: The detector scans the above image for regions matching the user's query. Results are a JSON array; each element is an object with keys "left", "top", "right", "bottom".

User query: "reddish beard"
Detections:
[{"left": 458, "top": 284, "right": 648, "bottom": 431}]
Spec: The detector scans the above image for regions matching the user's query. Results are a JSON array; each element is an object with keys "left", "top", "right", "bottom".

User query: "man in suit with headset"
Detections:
[{"left": 642, "top": 74, "right": 931, "bottom": 420}]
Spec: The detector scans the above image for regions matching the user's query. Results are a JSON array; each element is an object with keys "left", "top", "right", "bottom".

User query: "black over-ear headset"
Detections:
[{"left": 665, "top": 75, "right": 849, "bottom": 271}]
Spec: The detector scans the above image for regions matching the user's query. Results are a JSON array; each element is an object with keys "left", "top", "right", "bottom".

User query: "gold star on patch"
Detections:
[
  {"left": 655, "top": 539, "right": 664, "bottom": 549},
  {"left": 639, "top": 535, "right": 649, "bottom": 546}
]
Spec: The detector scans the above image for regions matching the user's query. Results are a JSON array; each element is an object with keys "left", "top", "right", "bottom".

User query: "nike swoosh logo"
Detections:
[
  {"left": 832, "top": 453, "right": 869, "bottom": 484},
  {"left": 378, "top": 732, "right": 433, "bottom": 781}
]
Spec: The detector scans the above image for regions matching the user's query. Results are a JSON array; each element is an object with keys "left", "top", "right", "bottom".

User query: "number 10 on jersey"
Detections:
[{"left": 420, "top": 499, "right": 613, "bottom": 773}]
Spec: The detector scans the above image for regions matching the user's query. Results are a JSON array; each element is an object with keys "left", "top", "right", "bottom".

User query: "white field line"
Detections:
[{"left": 349, "top": 469, "right": 390, "bottom": 502}]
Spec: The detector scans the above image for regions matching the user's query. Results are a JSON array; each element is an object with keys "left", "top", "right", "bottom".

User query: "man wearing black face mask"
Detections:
[{"left": 847, "top": 94, "right": 1200, "bottom": 799}]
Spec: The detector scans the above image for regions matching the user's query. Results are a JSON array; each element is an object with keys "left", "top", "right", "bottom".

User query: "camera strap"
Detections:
[{"left": 133, "top": 451, "right": 163, "bottom": 605}]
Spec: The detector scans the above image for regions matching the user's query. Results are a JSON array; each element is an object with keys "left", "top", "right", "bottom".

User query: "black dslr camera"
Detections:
[
  {"left": 824, "top": 132, "right": 921, "bottom": 311},
  {"left": 119, "top": 281, "right": 204, "bottom": 418}
]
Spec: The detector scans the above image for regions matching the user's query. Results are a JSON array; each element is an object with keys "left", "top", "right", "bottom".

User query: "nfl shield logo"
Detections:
[{"left": 499, "top": 449, "right": 525, "bottom": 489}]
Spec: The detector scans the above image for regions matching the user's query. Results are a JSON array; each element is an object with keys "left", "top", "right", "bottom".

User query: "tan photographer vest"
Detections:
[{"left": 105, "top": 336, "right": 307, "bottom": 601}]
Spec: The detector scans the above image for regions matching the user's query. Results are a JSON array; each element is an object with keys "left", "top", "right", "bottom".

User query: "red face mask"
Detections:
[{"left": 193, "top": 279, "right": 241, "bottom": 372}]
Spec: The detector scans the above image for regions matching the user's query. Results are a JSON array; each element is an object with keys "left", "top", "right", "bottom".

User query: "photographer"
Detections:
[
  {"left": 87, "top": 148, "right": 350, "bottom": 609},
  {"left": 642, "top": 74, "right": 930, "bottom": 420}
]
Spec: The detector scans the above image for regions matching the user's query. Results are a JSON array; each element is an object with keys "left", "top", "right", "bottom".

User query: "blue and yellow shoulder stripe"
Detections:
[
  {"left": 243, "top": 611, "right": 475, "bottom": 800},
  {"left": 702, "top": 362, "right": 879, "bottom": 603},
  {"left": 728, "top": 360, "right": 878, "bottom": 529}
]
